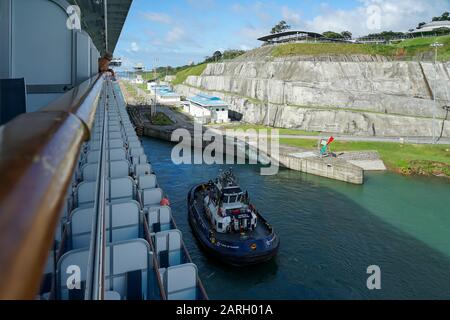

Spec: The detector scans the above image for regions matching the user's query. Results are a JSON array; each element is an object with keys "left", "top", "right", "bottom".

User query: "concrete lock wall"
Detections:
[
  {"left": 276, "top": 153, "right": 364, "bottom": 184},
  {"left": 176, "top": 58, "right": 450, "bottom": 137}
]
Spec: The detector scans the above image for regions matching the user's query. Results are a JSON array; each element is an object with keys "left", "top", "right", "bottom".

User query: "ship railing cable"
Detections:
[{"left": 85, "top": 80, "right": 109, "bottom": 300}]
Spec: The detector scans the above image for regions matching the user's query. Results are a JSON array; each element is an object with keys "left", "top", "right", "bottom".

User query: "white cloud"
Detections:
[
  {"left": 239, "top": 26, "right": 268, "bottom": 40},
  {"left": 167, "top": 27, "right": 185, "bottom": 43},
  {"left": 231, "top": 3, "right": 244, "bottom": 13},
  {"left": 239, "top": 44, "right": 253, "bottom": 51},
  {"left": 141, "top": 12, "right": 172, "bottom": 24},
  {"left": 281, "top": 6, "right": 301, "bottom": 26},
  {"left": 130, "top": 42, "right": 140, "bottom": 52},
  {"left": 302, "top": 0, "right": 449, "bottom": 36},
  {"left": 230, "top": 2, "right": 272, "bottom": 22}
]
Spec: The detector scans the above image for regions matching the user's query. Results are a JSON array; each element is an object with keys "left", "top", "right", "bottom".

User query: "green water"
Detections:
[
  {"left": 142, "top": 137, "right": 450, "bottom": 300},
  {"left": 308, "top": 172, "right": 450, "bottom": 259}
]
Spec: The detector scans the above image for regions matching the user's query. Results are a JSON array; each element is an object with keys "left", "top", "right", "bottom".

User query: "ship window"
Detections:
[
  {"left": 218, "top": 222, "right": 223, "bottom": 229},
  {"left": 223, "top": 187, "right": 242, "bottom": 195},
  {"left": 229, "top": 195, "right": 237, "bottom": 203}
]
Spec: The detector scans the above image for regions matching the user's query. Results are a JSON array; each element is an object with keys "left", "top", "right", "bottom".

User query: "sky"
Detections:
[{"left": 114, "top": 0, "right": 449, "bottom": 69}]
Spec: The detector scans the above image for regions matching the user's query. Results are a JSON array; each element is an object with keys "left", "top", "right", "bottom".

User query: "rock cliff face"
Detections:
[{"left": 175, "top": 56, "right": 450, "bottom": 137}]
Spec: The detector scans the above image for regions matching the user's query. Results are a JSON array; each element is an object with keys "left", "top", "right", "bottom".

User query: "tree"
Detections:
[
  {"left": 341, "top": 31, "right": 352, "bottom": 39},
  {"left": 222, "top": 50, "right": 246, "bottom": 60},
  {"left": 365, "top": 31, "right": 405, "bottom": 40},
  {"left": 432, "top": 12, "right": 450, "bottom": 21},
  {"left": 322, "top": 31, "right": 344, "bottom": 39},
  {"left": 270, "top": 20, "right": 291, "bottom": 34},
  {"left": 213, "top": 50, "right": 222, "bottom": 62},
  {"left": 417, "top": 22, "right": 426, "bottom": 29}
]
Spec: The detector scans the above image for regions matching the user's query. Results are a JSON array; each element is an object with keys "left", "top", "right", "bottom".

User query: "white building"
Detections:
[
  {"left": 410, "top": 21, "right": 450, "bottom": 35},
  {"left": 187, "top": 93, "right": 229, "bottom": 124},
  {"left": 132, "top": 75, "right": 144, "bottom": 84},
  {"left": 147, "top": 82, "right": 181, "bottom": 104},
  {"left": 182, "top": 101, "right": 211, "bottom": 124}
]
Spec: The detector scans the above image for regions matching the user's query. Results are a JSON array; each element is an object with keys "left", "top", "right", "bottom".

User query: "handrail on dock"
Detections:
[{"left": 0, "top": 74, "right": 105, "bottom": 300}]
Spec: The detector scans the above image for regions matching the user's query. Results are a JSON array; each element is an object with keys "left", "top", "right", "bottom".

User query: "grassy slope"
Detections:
[
  {"left": 280, "top": 138, "right": 450, "bottom": 177},
  {"left": 172, "top": 64, "right": 207, "bottom": 85},
  {"left": 272, "top": 35, "right": 450, "bottom": 61},
  {"left": 390, "top": 35, "right": 450, "bottom": 61}
]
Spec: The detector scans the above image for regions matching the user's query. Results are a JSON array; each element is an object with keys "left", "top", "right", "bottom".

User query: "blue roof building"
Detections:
[
  {"left": 147, "top": 82, "right": 181, "bottom": 104},
  {"left": 187, "top": 93, "right": 229, "bottom": 123}
]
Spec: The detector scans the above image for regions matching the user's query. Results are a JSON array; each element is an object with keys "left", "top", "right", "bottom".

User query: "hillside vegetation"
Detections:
[
  {"left": 271, "top": 35, "right": 450, "bottom": 61},
  {"left": 172, "top": 64, "right": 207, "bottom": 85}
]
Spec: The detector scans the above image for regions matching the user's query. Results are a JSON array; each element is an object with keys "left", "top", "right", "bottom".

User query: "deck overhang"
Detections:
[{"left": 69, "top": 0, "right": 133, "bottom": 54}]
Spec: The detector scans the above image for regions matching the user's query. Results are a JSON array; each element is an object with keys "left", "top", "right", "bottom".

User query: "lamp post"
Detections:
[
  {"left": 266, "top": 77, "right": 270, "bottom": 127},
  {"left": 153, "top": 57, "right": 159, "bottom": 117},
  {"left": 431, "top": 42, "right": 443, "bottom": 144}
]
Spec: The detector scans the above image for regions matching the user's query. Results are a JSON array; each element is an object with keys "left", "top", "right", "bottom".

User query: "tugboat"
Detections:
[{"left": 188, "top": 169, "right": 279, "bottom": 267}]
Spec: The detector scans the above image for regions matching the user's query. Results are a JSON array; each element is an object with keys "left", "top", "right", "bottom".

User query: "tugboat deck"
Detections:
[{"left": 193, "top": 189, "right": 270, "bottom": 242}]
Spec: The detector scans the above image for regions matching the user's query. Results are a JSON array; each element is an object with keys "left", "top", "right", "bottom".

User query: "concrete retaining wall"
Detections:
[
  {"left": 176, "top": 84, "right": 450, "bottom": 137},
  {"left": 175, "top": 58, "right": 450, "bottom": 137}
]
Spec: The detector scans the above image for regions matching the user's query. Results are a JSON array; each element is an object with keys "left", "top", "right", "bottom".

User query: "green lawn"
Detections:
[
  {"left": 149, "top": 112, "right": 174, "bottom": 126},
  {"left": 280, "top": 138, "right": 450, "bottom": 177},
  {"left": 272, "top": 42, "right": 398, "bottom": 57},
  {"left": 122, "top": 81, "right": 138, "bottom": 98},
  {"left": 271, "top": 35, "right": 450, "bottom": 61},
  {"left": 136, "top": 83, "right": 147, "bottom": 91},
  {"left": 220, "top": 123, "right": 321, "bottom": 136},
  {"left": 390, "top": 35, "right": 450, "bottom": 61},
  {"left": 140, "top": 71, "right": 161, "bottom": 81},
  {"left": 172, "top": 64, "right": 207, "bottom": 85}
]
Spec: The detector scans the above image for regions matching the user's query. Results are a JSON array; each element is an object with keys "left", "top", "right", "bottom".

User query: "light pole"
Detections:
[
  {"left": 431, "top": 42, "right": 443, "bottom": 144},
  {"left": 266, "top": 77, "right": 270, "bottom": 127},
  {"left": 153, "top": 57, "right": 159, "bottom": 117}
]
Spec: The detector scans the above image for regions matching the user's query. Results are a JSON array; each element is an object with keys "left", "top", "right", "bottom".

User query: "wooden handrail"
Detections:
[{"left": 0, "top": 74, "right": 105, "bottom": 299}]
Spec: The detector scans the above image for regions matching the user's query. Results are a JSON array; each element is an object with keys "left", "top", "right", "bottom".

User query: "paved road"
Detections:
[
  {"left": 214, "top": 128, "right": 450, "bottom": 145},
  {"left": 156, "top": 104, "right": 195, "bottom": 131},
  {"left": 276, "top": 134, "right": 450, "bottom": 145}
]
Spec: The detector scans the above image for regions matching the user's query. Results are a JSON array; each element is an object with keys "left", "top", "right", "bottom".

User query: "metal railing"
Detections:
[
  {"left": 85, "top": 81, "right": 108, "bottom": 300},
  {"left": 0, "top": 74, "right": 105, "bottom": 299}
]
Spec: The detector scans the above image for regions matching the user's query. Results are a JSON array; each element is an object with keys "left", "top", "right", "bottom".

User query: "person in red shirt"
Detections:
[{"left": 160, "top": 197, "right": 170, "bottom": 206}]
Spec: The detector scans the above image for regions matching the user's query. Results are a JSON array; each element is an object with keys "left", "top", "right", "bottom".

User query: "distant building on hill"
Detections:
[
  {"left": 257, "top": 30, "right": 352, "bottom": 46},
  {"left": 133, "top": 63, "right": 145, "bottom": 72},
  {"left": 410, "top": 21, "right": 450, "bottom": 35}
]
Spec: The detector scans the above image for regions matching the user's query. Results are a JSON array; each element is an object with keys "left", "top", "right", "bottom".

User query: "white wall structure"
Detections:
[
  {"left": 76, "top": 31, "right": 92, "bottom": 84},
  {"left": 209, "top": 106, "right": 229, "bottom": 123},
  {"left": 187, "top": 93, "right": 229, "bottom": 124},
  {"left": 90, "top": 38, "right": 100, "bottom": 77},
  {"left": 1, "top": 0, "right": 101, "bottom": 113},
  {"left": 186, "top": 103, "right": 211, "bottom": 121},
  {"left": 148, "top": 82, "right": 181, "bottom": 105}
]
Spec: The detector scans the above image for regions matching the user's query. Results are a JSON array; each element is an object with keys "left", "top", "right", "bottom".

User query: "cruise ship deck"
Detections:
[{"left": 0, "top": 0, "right": 207, "bottom": 300}]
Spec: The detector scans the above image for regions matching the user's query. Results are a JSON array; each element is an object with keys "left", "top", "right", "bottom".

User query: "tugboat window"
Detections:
[{"left": 218, "top": 222, "right": 223, "bottom": 229}]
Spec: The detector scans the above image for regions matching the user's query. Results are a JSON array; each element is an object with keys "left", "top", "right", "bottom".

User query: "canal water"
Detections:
[{"left": 142, "top": 137, "right": 450, "bottom": 300}]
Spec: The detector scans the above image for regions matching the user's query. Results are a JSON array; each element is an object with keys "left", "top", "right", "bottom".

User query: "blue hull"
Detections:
[{"left": 188, "top": 184, "right": 280, "bottom": 267}]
